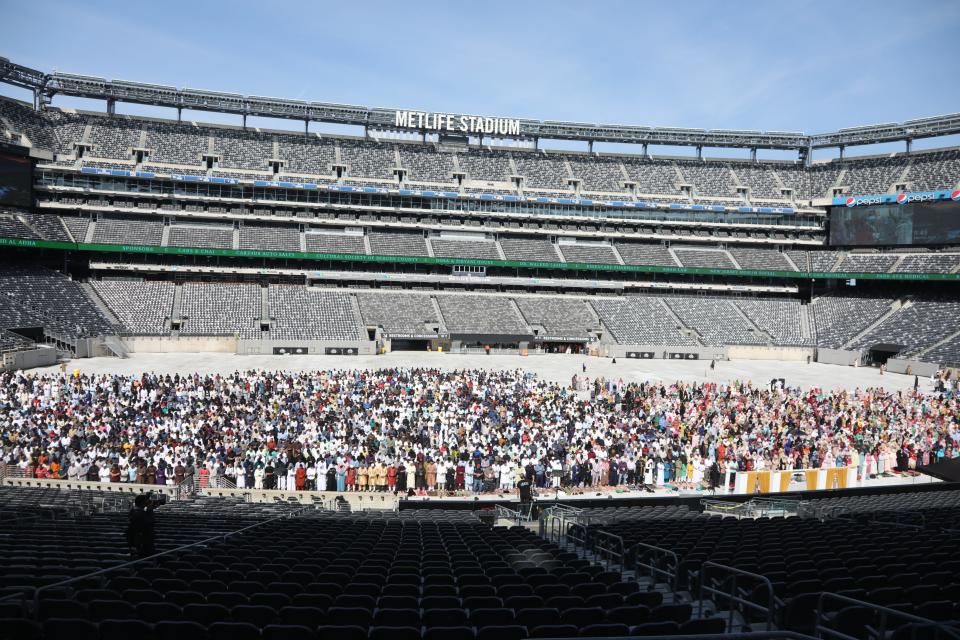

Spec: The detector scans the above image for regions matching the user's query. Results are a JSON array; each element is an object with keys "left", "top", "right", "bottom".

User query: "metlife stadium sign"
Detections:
[
  {"left": 394, "top": 110, "right": 522, "bottom": 136},
  {"left": 834, "top": 189, "right": 960, "bottom": 207}
]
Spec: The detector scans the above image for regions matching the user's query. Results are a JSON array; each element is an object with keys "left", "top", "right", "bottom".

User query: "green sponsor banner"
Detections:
[{"left": 1, "top": 236, "right": 957, "bottom": 281}]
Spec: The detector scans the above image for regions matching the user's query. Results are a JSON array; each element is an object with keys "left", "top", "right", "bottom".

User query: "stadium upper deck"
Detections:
[{"left": 2, "top": 95, "right": 959, "bottom": 208}]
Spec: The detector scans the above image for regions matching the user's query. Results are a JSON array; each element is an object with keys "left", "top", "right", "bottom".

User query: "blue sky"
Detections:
[{"left": 3, "top": 0, "right": 959, "bottom": 158}]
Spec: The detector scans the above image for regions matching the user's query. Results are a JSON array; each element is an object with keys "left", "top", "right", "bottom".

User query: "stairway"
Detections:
[
  {"left": 799, "top": 304, "right": 813, "bottom": 342},
  {"left": 79, "top": 282, "right": 121, "bottom": 326},
  {"left": 842, "top": 299, "right": 909, "bottom": 349},
  {"left": 260, "top": 287, "right": 270, "bottom": 328},
  {"left": 914, "top": 329, "right": 960, "bottom": 360},
  {"left": 430, "top": 296, "right": 448, "bottom": 334},
  {"left": 349, "top": 294, "right": 366, "bottom": 340},
  {"left": 171, "top": 284, "right": 184, "bottom": 330},
  {"left": 730, "top": 302, "right": 771, "bottom": 345},
  {"left": 658, "top": 299, "right": 702, "bottom": 346},
  {"left": 102, "top": 335, "right": 129, "bottom": 359},
  {"left": 508, "top": 298, "right": 534, "bottom": 334},
  {"left": 84, "top": 220, "right": 96, "bottom": 243}
]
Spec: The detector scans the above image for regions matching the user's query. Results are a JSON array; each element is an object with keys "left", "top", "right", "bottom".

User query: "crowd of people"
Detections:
[{"left": 0, "top": 367, "right": 957, "bottom": 496}]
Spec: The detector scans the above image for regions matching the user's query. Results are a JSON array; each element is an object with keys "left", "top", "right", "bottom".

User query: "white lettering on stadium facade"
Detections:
[{"left": 395, "top": 111, "right": 521, "bottom": 136}]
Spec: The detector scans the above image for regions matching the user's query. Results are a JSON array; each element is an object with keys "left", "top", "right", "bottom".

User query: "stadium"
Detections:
[{"left": 1, "top": 12, "right": 960, "bottom": 639}]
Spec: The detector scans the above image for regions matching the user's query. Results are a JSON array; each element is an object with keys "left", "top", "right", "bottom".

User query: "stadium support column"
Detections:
[
  {"left": 750, "top": 148, "right": 757, "bottom": 162},
  {"left": 641, "top": 143, "right": 648, "bottom": 157},
  {"left": 906, "top": 138, "right": 912, "bottom": 154},
  {"left": 696, "top": 145, "right": 703, "bottom": 160},
  {"left": 106, "top": 98, "right": 115, "bottom": 116},
  {"left": 177, "top": 107, "right": 182, "bottom": 123},
  {"left": 588, "top": 140, "right": 593, "bottom": 153},
  {"left": 242, "top": 114, "right": 247, "bottom": 130},
  {"left": 838, "top": 145, "right": 845, "bottom": 160}
]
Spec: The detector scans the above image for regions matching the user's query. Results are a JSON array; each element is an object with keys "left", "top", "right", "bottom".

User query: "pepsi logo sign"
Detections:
[
  {"left": 952, "top": 190, "right": 960, "bottom": 201},
  {"left": 845, "top": 196, "right": 857, "bottom": 207},
  {"left": 896, "top": 193, "right": 907, "bottom": 204}
]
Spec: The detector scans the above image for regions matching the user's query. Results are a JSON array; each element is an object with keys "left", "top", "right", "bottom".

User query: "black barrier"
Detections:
[
  {"left": 324, "top": 347, "right": 359, "bottom": 355},
  {"left": 625, "top": 351, "right": 656, "bottom": 359},
  {"left": 669, "top": 352, "right": 700, "bottom": 360},
  {"left": 272, "top": 347, "right": 309, "bottom": 355}
]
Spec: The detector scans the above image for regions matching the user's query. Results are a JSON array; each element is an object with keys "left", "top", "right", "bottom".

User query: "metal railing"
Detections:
[
  {"left": 814, "top": 592, "right": 960, "bottom": 640},
  {"left": 0, "top": 505, "right": 312, "bottom": 618},
  {"left": 702, "top": 496, "right": 802, "bottom": 520},
  {"left": 630, "top": 540, "right": 681, "bottom": 592},
  {"left": 495, "top": 504, "right": 524, "bottom": 526},
  {"left": 540, "top": 503, "right": 588, "bottom": 544},
  {"left": 698, "top": 561, "right": 776, "bottom": 633},
  {"left": 591, "top": 529, "right": 625, "bottom": 575}
]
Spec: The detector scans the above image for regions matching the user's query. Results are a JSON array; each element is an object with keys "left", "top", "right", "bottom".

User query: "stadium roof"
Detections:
[{"left": 3, "top": 56, "right": 960, "bottom": 152}]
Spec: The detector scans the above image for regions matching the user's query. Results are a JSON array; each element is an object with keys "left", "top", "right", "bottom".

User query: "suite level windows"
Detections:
[{"left": 452, "top": 265, "right": 486, "bottom": 277}]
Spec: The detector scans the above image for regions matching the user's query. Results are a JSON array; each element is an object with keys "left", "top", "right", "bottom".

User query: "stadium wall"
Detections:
[
  {"left": 1, "top": 346, "right": 57, "bottom": 371},
  {"left": 727, "top": 345, "right": 814, "bottom": 361},
  {"left": 603, "top": 345, "right": 727, "bottom": 360},
  {"left": 885, "top": 358, "right": 940, "bottom": 377},
  {"left": 123, "top": 336, "right": 237, "bottom": 353},
  {"left": 237, "top": 339, "right": 376, "bottom": 356},
  {"left": 816, "top": 348, "right": 863, "bottom": 366},
  {"left": 199, "top": 488, "right": 398, "bottom": 511}
]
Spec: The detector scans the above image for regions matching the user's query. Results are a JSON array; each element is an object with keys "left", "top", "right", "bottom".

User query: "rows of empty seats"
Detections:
[
  {"left": 92, "top": 216, "right": 163, "bottom": 246},
  {"left": 0, "top": 328, "right": 33, "bottom": 352},
  {"left": 460, "top": 150, "right": 511, "bottom": 183},
  {"left": 590, "top": 297, "right": 697, "bottom": 346},
  {"left": 19, "top": 213, "right": 72, "bottom": 242},
  {"left": 399, "top": 146, "right": 454, "bottom": 183},
  {"left": 342, "top": 141, "right": 397, "bottom": 182},
  {"left": 268, "top": 286, "right": 361, "bottom": 341},
  {"left": 59, "top": 216, "right": 92, "bottom": 243},
  {"left": 514, "top": 297, "right": 595, "bottom": 339},
  {"left": 367, "top": 231, "right": 429, "bottom": 257},
  {"left": 836, "top": 254, "right": 900, "bottom": 273},
  {"left": 673, "top": 248, "right": 736, "bottom": 270},
  {"left": 10, "top": 98, "right": 960, "bottom": 202},
  {"left": 91, "top": 280, "right": 174, "bottom": 335},
  {"left": 730, "top": 248, "right": 796, "bottom": 271},
  {"left": 0, "top": 501, "right": 716, "bottom": 640},
  {"left": 304, "top": 232, "right": 367, "bottom": 255},
  {"left": 167, "top": 223, "right": 233, "bottom": 249},
  {"left": 179, "top": 283, "right": 261, "bottom": 338},
  {"left": 676, "top": 161, "right": 735, "bottom": 198},
  {"left": 736, "top": 298, "right": 807, "bottom": 345},
  {"left": 809, "top": 295, "right": 895, "bottom": 349},
  {"left": 613, "top": 242, "right": 677, "bottom": 267},
  {"left": 0, "top": 213, "right": 39, "bottom": 239},
  {"left": 578, "top": 489, "right": 960, "bottom": 637},
  {"left": 357, "top": 293, "right": 440, "bottom": 337},
  {"left": 497, "top": 236, "right": 559, "bottom": 262},
  {"left": 430, "top": 238, "right": 500, "bottom": 261},
  {"left": 850, "top": 299, "right": 960, "bottom": 356},
  {"left": 436, "top": 295, "right": 528, "bottom": 336},
  {"left": 894, "top": 253, "right": 960, "bottom": 274},
  {"left": 557, "top": 243, "right": 619, "bottom": 265},
  {"left": 0, "top": 266, "right": 115, "bottom": 337},
  {"left": 239, "top": 224, "right": 300, "bottom": 252},
  {"left": 664, "top": 297, "right": 763, "bottom": 346}
]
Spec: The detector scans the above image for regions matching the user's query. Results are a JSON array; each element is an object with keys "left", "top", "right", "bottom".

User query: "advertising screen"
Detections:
[
  {"left": 830, "top": 199, "right": 960, "bottom": 246},
  {"left": 0, "top": 152, "right": 33, "bottom": 209}
]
